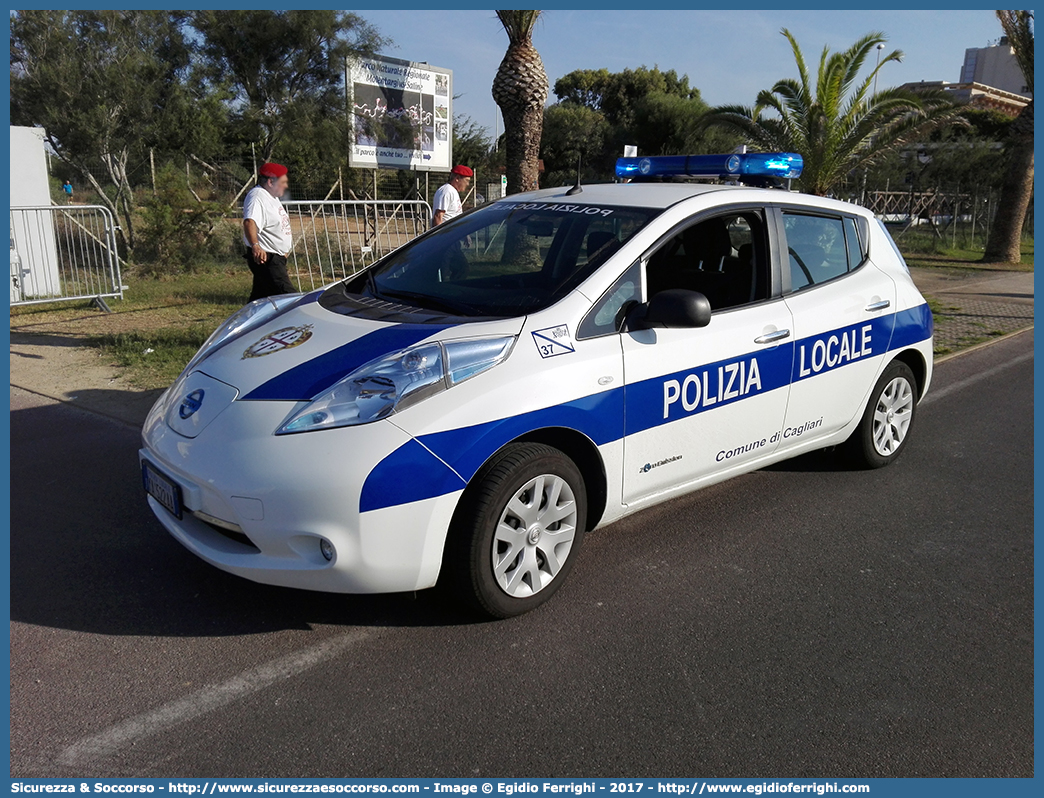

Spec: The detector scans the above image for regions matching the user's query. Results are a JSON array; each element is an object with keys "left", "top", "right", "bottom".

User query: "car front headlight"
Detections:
[
  {"left": 183, "top": 293, "right": 305, "bottom": 374},
  {"left": 276, "top": 336, "right": 516, "bottom": 434}
]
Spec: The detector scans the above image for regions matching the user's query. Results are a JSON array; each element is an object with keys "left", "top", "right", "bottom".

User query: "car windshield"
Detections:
[{"left": 346, "top": 200, "right": 659, "bottom": 317}]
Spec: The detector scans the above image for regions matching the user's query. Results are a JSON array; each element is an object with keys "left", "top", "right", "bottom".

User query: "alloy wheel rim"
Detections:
[
  {"left": 872, "top": 377, "right": 914, "bottom": 456},
  {"left": 492, "top": 473, "right": 577, "bottom": 598}
]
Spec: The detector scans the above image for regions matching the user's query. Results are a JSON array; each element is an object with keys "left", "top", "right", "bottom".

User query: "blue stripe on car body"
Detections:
[
  {"left": 359, "top": 439, "right": 465, "bottom": 513},
  {"left": 625, "top": 343, "right": 793, "bottom": 437},
  {"left": 890, "top": 304, "right": 934, "bottom": 349},
  {"left": 790, "top": 315, "right": 895, "bottom": 385},
  {"left": 359, "top": 304, "right": 933, "bottom": 512},
  {"left": 358, "top": 388, "right": 624, "bottom": 514},
  {"left": 419, "top": 387, "right": 626, "bottom": 480},
  {"left": 243, "top": 324, "right": 451, "bottom": 401}
]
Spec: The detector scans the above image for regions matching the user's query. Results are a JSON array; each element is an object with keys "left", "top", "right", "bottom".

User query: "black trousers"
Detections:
[{"left": 245, "top": 249, "right": 295, "bottom": 301}]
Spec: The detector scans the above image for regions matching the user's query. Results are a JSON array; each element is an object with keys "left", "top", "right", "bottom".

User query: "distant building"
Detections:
[
  {"left": 960, "top": 37, "right": 1030, "bottom": 98},
  {"left": 900, "top": 35, "right": 1031, "bottom": 119},
  {"left": 900, "top": 81, "right": 1029, "bottom": 118}
]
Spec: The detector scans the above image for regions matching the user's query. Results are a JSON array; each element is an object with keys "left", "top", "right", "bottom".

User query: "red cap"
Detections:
[
  {"left": 451, "top": 164, "right": 473, "bottom": 177},
  {"left": 259, "top": 162, "right": 288, "bottom": 178}
]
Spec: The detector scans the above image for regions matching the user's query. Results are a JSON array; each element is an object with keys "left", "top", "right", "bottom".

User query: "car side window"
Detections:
[
  {"left": 645, "top": 211, "right": 770, "bottom": 312},
  {"left": 844, "top": 216, "right": 865, "bottom": 268},
  {"left": 783, "top": 213, "right": 850, "bottom": 290},
  {"left": 576, "top": 260, "right": 641, "bottom": 339}
]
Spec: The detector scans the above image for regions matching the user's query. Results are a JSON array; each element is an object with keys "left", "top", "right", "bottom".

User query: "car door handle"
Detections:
[
  {"left": 865, "top": 299, "right": 891, "bottom": 311},
  {"left": 754, "top": 329, "right": 791, "bottom": 344}
]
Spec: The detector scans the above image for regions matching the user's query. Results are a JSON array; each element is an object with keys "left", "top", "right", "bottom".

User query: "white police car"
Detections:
[{"left": 141, "top": 152, "right": 932, "bottom": 618}]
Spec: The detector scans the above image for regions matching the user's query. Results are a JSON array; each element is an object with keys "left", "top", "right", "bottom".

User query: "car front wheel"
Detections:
[{"left": 447, "top": 442, "right": 587, "bottom": 619}]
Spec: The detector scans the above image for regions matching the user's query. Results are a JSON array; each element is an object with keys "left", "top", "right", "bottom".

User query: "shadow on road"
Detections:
[
  {"left": 10, "top": 400, "right": 480, "bottom": 638},
  {"left": 11, "top": 330, "right": 95, "bottom": 347},
  {"left": 761, "top": 447, "right": 848, "bottom": 473},
  {"left": 950, "top": 291, "right": 1033, "bottom": 301},
  {"left": 10, "top": 385, "right": 165, "bottom": 428}
]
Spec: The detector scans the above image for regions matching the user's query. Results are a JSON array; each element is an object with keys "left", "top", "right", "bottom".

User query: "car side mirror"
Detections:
[{"left": 626, "top": 289, "right": 712, "bottom": 331}]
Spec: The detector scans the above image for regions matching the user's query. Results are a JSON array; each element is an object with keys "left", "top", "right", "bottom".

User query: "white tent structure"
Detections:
[{"left": 10, "top": 125, "right": 61, "bottom": 300}]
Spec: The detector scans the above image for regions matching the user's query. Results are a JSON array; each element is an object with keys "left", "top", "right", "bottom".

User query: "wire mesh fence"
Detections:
[
  {"left": 856, "top": 185, "right": 1032, "bottom": 253},
  {"left": 282, "top": 200, "right": 432, "bottom": 292}
]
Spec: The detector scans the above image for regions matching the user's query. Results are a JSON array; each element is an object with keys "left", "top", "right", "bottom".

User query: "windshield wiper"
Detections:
[{"left": 376, "top": 288, "right": 482, "bottom": 317}]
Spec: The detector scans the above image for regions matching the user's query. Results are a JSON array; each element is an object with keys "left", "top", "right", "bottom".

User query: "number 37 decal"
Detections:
[{"left": 532, "top": 324, "right": 575, "bottom": 358}]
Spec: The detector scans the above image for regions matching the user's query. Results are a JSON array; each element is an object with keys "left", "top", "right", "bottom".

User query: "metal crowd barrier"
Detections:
[
  {"left": 282, "top": 199, "right": 432, "bottom": 293},
  {"left": 9, "top": 205, "right": 124, "bottom": 309}
]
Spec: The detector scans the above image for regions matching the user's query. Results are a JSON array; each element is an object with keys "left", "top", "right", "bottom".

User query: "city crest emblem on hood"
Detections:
[{"left": 243, "top": 325, "right": 314, "bottom": 359}]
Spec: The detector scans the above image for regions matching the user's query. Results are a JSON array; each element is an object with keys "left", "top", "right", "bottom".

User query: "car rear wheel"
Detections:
[
  {"left": 447, "top": 442, "right": 587, "bottom": 619},
  {"left": 845, "top": 359, "right": 918, "bottom": 469}
]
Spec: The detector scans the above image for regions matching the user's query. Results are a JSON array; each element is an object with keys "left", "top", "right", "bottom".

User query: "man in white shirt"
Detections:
[
  {"left": 432, "top": 164, "right": 473, "bottom": 226},
  {"left": 243, "top": 162, "right": 294, "bottom": 301}
]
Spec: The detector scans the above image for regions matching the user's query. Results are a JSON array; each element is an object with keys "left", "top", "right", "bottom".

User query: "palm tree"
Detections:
[
  {"left": 492, "top": 10, "right": 548, "bottom": 195},
  {"left": 703, "top": 29, "right": 964, "bottom": 196},
  {"left": 983, "top": 10, "right": 1033, "bottom": 264}
]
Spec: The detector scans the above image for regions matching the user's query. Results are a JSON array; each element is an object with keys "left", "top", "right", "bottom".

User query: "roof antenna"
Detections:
[{"left": 566, "top": 155, "right": 583, "bottom": 195}]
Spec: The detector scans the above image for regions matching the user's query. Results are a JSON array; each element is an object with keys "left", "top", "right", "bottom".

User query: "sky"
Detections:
[{"left": 358, "top": 8, "right": 1005, "bottom": 141}]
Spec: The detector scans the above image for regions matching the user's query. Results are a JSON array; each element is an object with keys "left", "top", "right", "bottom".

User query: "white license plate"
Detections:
[{"left": 142, "top": 461, "right": 183, "bottom": 519}]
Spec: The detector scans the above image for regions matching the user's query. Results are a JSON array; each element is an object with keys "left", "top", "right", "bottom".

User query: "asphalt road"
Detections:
[{"left": 10, "top": 331, "right": 1033, "bottom": 778}]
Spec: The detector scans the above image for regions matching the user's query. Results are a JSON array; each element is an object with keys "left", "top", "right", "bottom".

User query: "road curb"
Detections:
[{"left": 934, "top": 325, "right": 1034, "bottom": 364}]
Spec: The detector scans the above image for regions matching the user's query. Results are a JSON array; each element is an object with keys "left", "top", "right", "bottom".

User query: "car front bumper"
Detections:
[{"left": 140, "top": 388, "right": 464, "bottom": 593}]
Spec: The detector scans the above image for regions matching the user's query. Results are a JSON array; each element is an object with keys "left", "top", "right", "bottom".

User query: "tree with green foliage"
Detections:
[
  {"left": 703, "top": 29, "right": 964, "bottom": 196},
  {"left": 554, "top": 66, "right": 699, "bottom": 129},
  {"left": 983, "top": 10, "right": 1033, "bottom": 264},
  {"left": 864, "top": 108, "right": 1011, "bottom": 197},
  {"left": 10, "top": 10, "right": 221, "bottom": 254},
  {"left": 136, "top": 164, "right": 232, "bottom": 275},
  {"left": 540, "top": 103, "right": 610, "bottom": 187},
  {"left": 542, "top": 66, "right": 740, "bottom": 185},
  {"left": 191, "top": 10, "right": 385, "bottom": 168},
  {"left": 492, "top": 10, "right": 548, "bottom": 195},
  {"left": 628, "top": 91, "right": 740, "bottom": 157},
  {"left": 452, "top": 115, "right": 496, "bottom": 176}
]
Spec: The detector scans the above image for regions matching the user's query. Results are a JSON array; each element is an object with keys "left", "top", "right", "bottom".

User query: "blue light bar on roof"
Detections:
[{"left": 615, "top": 152, "right": 804, "bottom": 180}]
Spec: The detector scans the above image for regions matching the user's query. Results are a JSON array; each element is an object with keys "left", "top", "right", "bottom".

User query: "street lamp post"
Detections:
[
  {"left": 863, "top": 43, "right": 888, "bottom": 207},
  {"left": 872, "top": 42, "right": 886, "bottom": 95}
]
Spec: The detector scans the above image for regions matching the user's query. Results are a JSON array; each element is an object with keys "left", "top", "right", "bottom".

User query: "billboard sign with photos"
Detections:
[{"left": 348, "top": 55, "right": 452, "bottom": 172}]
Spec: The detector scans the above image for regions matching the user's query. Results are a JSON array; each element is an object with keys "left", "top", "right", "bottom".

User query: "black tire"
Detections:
[
  {"left": 844, "top": 359, "right": 919, "bottom": 469},
  {"left": 445, "top": 442, "right": 587, "bottom": 619}
]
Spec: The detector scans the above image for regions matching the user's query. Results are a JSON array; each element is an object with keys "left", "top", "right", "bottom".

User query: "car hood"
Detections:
[{"left": 194, "top": 297, "right": 525, "bottom": 402}]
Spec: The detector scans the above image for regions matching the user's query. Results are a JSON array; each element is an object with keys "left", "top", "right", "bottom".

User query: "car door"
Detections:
[
  {"left": 619, "top": 208, "right": 795, "bottom": 505},
  {"left": 774, "top": 205, "right": 897, "bottom": 446}
]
